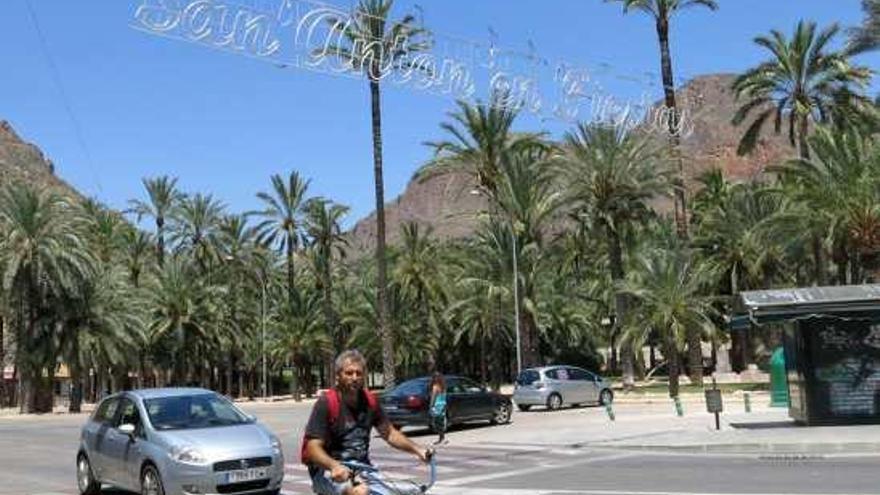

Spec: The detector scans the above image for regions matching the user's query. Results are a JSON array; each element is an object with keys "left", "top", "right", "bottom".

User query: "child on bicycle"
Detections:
[{"left": 302, "top": 350, "right": 431, "bottom": 495}]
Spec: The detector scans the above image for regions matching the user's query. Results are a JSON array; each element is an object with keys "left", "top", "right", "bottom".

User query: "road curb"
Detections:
[{"left": 590, "top": 441, "right": 880, "bottom": 455}]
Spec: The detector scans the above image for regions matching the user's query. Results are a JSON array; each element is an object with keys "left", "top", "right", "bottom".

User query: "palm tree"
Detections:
[
  {"left": 171, "top": 193, "right": 226, "bottom": 271},
  {"left": 128, "top": 176, "right": 183, "bottom": 267},
  {"left": 392, "top": 222, "right": 444, "bottom": 370},
  {"left": 253, "top": 172, "right": 310, "bottom": 312},
  {"left": 849, "top": 0, "right": 880, "bottom": 54},
  {"left": 59, "top": 264, "right": 147, "bottom": 412},
  {"left": 732, "top": 21, "right": 872, "bottom": 160},
  {"left": 148, "top": 256, "right": 218, "bottom": 385},
  {"left": 447, "top": 222, "right": 518, "bottom": 385},
  {"left": 216, "top": 214, "right": 260, "bottom": 396},
  {"left": 120, "top": 227, "right": 153, "bottom": 288},
  {"left": 772, "top": 126, "right": 880, "bottom": 284},
  {"left": 0, "top": 185, "right": 93, "bottom": 412},
  {"left": 419, "top": 94, "right": 546, "bottom": 203},
  {"left": 322, "top": 0, "right": 430, "bottom": 388},
  {"left": 119, "top": 225, "right": 154, "bottom": 387},
  {"left": 620, "top": 243, "right": 717, "bottom": 397},
  {"left": 605, "top": 0, "right": 718, "bottom": 237},
  {"left": 493, "top": 148, "right": 563, "bottom": 368},
  {"left": 303, "top": 198, "right": 349, "bottom": 385},
  {"left": 79, "top": 199, "right": 125, "bottom": 266},
  {"left": 693, "top": 177, "right": 790, "bottom": 369},
  {"left": 558, "top": 123, "right": 671, "bottom": 389}
]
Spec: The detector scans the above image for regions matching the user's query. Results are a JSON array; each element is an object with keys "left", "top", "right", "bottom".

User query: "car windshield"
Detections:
[
  {"left": 144, "top": 393, "right": 252, "bottom": 430},
  {"left": 516, "top": 370, "right": 540, "bottom": 386}
]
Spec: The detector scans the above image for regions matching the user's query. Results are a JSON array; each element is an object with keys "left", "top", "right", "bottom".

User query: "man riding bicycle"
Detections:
[{"left": 302, "top": 350, "right": 432, "bottom": 495}]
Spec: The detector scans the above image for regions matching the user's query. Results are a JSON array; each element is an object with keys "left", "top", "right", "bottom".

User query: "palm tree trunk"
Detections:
[
  {"left": 18, "top": 372, "right": 31, "bottom": 414},
  {"left": 479, "top": 334, "right": 488, "bottom": 384},
  {"left": 656, "top": 15, "right": 689, "bottom": 239},
  {"left": 419, "top": 293, "right": 437, "bottom": 373},
  {"left": 369, "top": 76, "right": 395, "bottom": 389},
  {"left": 609, "top": 329, "right": 619, "bottom": 374},
  {"left": 667, "top": 344, "right": 681, "bottom": 399},
  {"left": 0, "top": 315, "right": 5, "bottom": 408},
  {"left": 22, "top": 267, "right": 41, "bottom": 413},
  {"left": 851, "top": 249, "right": 862, "bottom": 284},
  {"left": 835, "top": 239, "right": 849, "bottom": 285},
  {"left": 687, "top": 327, "right": 703, "bottom": 386},
  {"left": 69, "top": 366, "right": 83, "bottom": 413},
  {"left": 291, "top": 354, "right": 302, "bottom": 402},
  {"left": 287, "top": 238, "right": 296, "bottom": 309},
  {"left": 812, "top": 234, "right": 826, "bottom": 285},
  {"left": 226, "top": 355, "right": 235, "bottom": 397},
  {"left": 798, "top": 114, "right": 811, "bottom": 160},
  {"left": 607, "top": 224, "right": 634, "bottom": 389},
  {"left": 322, "top": 262, "right": 336, "bottom": 387},
  {"left": 237, "top": 366, "right": 245, "bottom": 399},
  {"left": 729, "top": 268, "right": 747, "bottom": 372},
  {"left": 157, "top": 217, "right": 165, "bottom": 268},
  {"left": 520, "top": 310, "right": 541, "bottom": 369}
]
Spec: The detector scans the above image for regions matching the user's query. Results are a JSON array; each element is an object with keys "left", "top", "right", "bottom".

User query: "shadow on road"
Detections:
[
  {"left": 729, "top": 420, "right": 800, "bottom": 430},
  {"left": 397, "top": 421, "right": 514, "bottom": 438}
]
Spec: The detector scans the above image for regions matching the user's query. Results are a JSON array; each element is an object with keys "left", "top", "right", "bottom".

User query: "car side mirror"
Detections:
[
  {"left": 118, "top": 423, "right": 136, "bottom": 438},
  {"left": 246, "top": 414, "right": 257, "bottom": 423}
]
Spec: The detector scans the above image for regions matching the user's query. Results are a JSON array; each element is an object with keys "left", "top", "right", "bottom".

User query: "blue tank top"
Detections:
[{"left": 431, "top": 393, "right": 447, "bottom": 417}]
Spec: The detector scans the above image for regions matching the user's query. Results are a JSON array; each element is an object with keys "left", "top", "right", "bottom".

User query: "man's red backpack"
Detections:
[{"left": 299, "top": 388, "right": 380, "bottom": 465}]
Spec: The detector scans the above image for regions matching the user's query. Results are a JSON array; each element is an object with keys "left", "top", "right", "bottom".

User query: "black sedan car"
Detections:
[{"left": 380, "top": 375, "right": 512, "bottom": 431}]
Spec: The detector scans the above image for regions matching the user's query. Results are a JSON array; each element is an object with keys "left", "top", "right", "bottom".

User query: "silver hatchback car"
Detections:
[
  {"left": 77, "top": 388, "right": 284, "bottom": 495},
  {"left": 513, "top": 366, "right": 614, "bottom": 411}
]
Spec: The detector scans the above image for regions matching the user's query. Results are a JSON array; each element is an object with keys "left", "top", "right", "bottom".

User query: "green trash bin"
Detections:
[{"left": 770, "top": 347, "right": 790, "bottom": 407}]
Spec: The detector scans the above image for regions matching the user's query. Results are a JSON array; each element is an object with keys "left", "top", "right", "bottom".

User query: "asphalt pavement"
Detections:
[{"left": 3, "top": 393, "right": 879, "bottom": 495}]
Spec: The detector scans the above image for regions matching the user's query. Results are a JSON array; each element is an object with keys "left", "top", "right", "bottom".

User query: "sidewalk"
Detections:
[{"left": 480, "top": 395, "right": 880, "bottom": 457}]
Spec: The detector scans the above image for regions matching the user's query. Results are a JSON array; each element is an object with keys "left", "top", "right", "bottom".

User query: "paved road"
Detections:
[{"left": 3, "top": 400, "right": 879, "bottom": 495}]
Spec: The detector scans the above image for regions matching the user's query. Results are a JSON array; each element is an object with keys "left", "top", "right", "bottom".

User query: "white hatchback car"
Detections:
[{"left": 512, "top": 366, "right": 614, "bottom": 411}]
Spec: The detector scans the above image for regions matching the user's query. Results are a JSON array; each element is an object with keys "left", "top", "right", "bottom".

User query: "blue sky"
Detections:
[{"left": 1, "top": 0, "right": 877, "bottom": 229}]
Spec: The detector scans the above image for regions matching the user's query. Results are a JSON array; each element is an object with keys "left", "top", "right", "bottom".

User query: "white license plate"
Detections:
[
  {"left": 384, "top": 404, "right": 399, "bottom": 410},
  {"left": 226, "top": 467, "right": 270, "bottom": 484}
]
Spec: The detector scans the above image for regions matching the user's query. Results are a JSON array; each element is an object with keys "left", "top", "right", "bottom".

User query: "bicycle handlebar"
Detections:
[{"left": 340, "top": 449, "right": 436, "bottom": 494}]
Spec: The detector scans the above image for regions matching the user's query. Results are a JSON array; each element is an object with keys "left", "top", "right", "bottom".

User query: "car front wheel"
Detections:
[
  {"left": 491, "top": 402, "right": 512, "bottom": 425},
  {"left": 76, "top": 454, "right": 100, "bottom": 495},
  {"left": 141, "top": 464, "right": 165, "bottom": 495}
]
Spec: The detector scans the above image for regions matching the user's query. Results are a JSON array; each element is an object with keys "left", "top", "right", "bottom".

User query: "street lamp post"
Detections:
[
  {"left": 470, "top": 189, "right": 522, "bottom": 375},
  {"left": 259, "top": 275, "right": 266, "bottom": 400},
  {"left": 511, "top": 227, "right": 522, "bottom": 376}
]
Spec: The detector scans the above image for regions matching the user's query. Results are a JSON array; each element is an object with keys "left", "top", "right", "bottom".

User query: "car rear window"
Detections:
[{"left": 516, "top": 370, "right": 540, "bottom": 385}]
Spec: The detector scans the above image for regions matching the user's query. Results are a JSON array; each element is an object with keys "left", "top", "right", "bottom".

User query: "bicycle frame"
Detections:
[{"left": 341, "top": 454, "right": 437, "bottom": 495}]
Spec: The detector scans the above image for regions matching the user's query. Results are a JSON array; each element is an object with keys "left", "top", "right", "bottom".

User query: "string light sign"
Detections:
[{"left": 132, "top": 0, "right": 695, "bottom": 137}]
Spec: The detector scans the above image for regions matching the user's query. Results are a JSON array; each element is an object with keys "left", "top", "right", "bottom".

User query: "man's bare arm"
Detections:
[
  {"left": 381, "top": 425, "right": 429, "bottom": 462},
  {"left": 306, "top": 438, "right": 350, "bottom": 481}
]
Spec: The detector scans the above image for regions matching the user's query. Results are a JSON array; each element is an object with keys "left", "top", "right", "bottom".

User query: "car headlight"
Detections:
[
  {"left": 270, "top": 437, "right": 283, "bottom": 456},
  {"left": 171, "top": 445, "right": 209, "bottom": 465}
]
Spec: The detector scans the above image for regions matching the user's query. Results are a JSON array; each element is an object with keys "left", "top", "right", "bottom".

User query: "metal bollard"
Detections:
[
  {"left": 744, "top": 392, "right": 752, "bottom": 413},
  {"left": 605, "top": 402, "right": 616, "bottom": 421},
  {"left": 673, "top": 396, "right": 684, "bottom": 417}
]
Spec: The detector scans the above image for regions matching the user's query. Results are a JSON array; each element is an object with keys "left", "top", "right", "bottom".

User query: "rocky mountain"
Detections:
[
  {"left": 0, "top": 120, "right": 82, "bottom": 198},
  {"left": 347, "top": 73, "right": 795, "bottom": 253}
]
